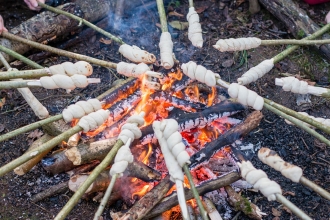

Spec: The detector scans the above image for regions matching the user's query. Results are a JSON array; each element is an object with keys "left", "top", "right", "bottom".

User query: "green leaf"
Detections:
[{"left": 169, "top": 21, "right": 189, "bottom": 30}]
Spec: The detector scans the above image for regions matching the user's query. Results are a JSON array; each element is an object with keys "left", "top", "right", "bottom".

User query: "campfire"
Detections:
[{"left": 1, "top": 0, "right": 330, "bottom": 219}]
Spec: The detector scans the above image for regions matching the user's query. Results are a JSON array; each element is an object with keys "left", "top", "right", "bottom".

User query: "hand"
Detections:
[
  {"left": 326, "top": 11, "right": 330, "bottom": 24},
  {"left": 24, "top": 0, "right": 46, "bottom": 11},
  {"left": 0, "top": 15, "right": 8, "bottom": 35}
]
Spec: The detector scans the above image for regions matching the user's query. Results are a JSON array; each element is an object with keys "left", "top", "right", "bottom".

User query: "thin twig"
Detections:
[
  {"left": 93, "top": 173, "right": 118, "bottom": 220},
  {"left": 54, "top": 139, "right": 124, "bottom": 220},
  {"left": 299, "top": 176, "right": 330, "bottom": 201},
  {"left": 183, "top": 164, "right": 209, "bottom": 220},
  {"left": 37, "top": 2, "right": 125, "bottom": 45},
  {"left": 0, "top": 69, "right": 50, "bottom": 80},
  {"left": 0, "top": 51, "right": 11, "bottom": 70},
  {"left": 0, "top": 45, "right": 43, "bottom": 69},
  {"left": 1, "top": 32, "right": 117, "bottom": 69},
  {"left": 0, "top": 125, "right": 82, "bottom": 176},
  {"left": 263, "top": 103, "right": 330, "bottom": 147},
  {"left": 261, "top": 39, "right": 330, "bottom": 46},
  {"left": 156, "top": 0, "right": 168, "bottom": 32},
  {"left": 275, "top": 194, "right": 312, "bottom": 220}
]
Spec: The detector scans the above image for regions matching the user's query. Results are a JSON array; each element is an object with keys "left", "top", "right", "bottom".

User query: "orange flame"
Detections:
[
  {"left": 131, "top": 185, "right": 150, "bottom": 199},
  {"left": 207, "top": 87, "right": 217, "bottom": 106},
  {"left": 161, "top": 68, "right": 183, "bottom": 91}
]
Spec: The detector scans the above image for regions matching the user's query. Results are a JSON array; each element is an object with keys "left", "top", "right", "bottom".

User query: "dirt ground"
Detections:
[{"left": 0, "top": 0, "right": 330, "bottom": 219}]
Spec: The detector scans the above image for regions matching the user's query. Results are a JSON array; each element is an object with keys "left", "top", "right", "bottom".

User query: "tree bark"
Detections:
[
  {"left": 259, "top": 0, "right": 330, "bottom": 60},
  {"left": 0, "top": 0, "right": 111, "bottom": 64}
]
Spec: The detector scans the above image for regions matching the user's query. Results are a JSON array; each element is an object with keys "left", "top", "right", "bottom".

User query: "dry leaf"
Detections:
[
  {"left": 294, "top": 75, "right": 316, "bottom": 86},
  {"left": 99, "top": 38, "right": 112, "bottom": 45},
  {"left": 222, "top": 59, "right": 234, "bottom": 68},
  {"left": 156, "top": 23, "right": 162, "bottom": 28},
  {"left": 236, "top": 0, "right": 246, "bottom": 6},
  {"left": 283, "top": 191, "right": 296, "bottom": 196},
  {"left": 0, "top": 97, "right": 5, "bottom": 109},
  {"left": 169, "top": 21, "right": 189, "bottom": 30},
  {"left": 0, "top": 124, "right": 5, "bottom": 133},
  {"left": 27, "top": 129, "right": 44, "bottom": 140},
  {"left": 272, "top": 207, "right": 281, "bottom": 217},
  {"left": 196, "top": 5, "right": 208, "bottom": 13},
  {"left": 283, "top": 206, "right": 292, "bottom": 214},
  {"left": 168, "top": 11, "right": 184, "bottom": 17}
]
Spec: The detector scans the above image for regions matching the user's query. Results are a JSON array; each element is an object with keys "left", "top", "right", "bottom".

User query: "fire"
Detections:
[
  {"left": 185, "top": 85, "right": 200, "bottom": 102},
  {"left": 139, "top": 143, "right": 153, "bottom": 165},
  {"left": 207, "top": 87, "right": 216, "bottom": 106},
  {"left": 131, "top": 184, "right": 150, "bottom": 199},
  {"left": 161, "top": 67, "right": 183, "bottom": 91}
]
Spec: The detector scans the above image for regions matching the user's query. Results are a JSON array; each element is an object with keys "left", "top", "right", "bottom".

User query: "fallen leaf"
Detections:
[
  {"left": 168, "top": 11, "right": 184, "bottom": 17},
  {"left": 99, "top": 38, "right": 112, "bottom": 45},
  {"left": 169, "top": 21, "right": 189, "bottom": 30},
  {"left": 0, "top": 124, "right": 5, "bottom": 132},
  {"left": 196, "top": 5, "right": 208, "bottom": 13},
  {"left": 272, "top": 207, "right": 281, "bottom": 217},
  {"left": 236, "top": 0, "right": 246, "bottom": 6},
  {"left": 27, "top": 129, "right": 44, "bottom": 140},
  {"left": 294, "top": 75, "right": 316, "bottom": 86},
  {"left": 283, "top": 191, "right": 296, "bottom": 196},
  {"left": 282, "top": 206, "right": 292, "bottom": 214},
  {"left": 155, "top": 23, "right": 162, "bottom": 28},
  {"left": 222, "top": 59, "right": 234, "bottom": 68},
  {"left": 0, "top": 97, "right": 5, "bottom": 109}
]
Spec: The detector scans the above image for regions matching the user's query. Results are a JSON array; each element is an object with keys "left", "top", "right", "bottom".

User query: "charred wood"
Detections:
[
  {"left": 0, "top": 0, "right": 111, "bottom": 64},
  {"left": 42, "top": 140, "right": 161, "bottom": 182},
  {"left": 143, "top": 172, "right": 241, "bottom": 219},
  {"left": 111, "top": 175, "right": 174, "bottom": 220},
  {"left": 140, "top": 101, "right": 245, "bottom": 144},
  {"left": 171, "top": 75, "right": 194, "bottom": 92},
  {"left": 189, "top": 111, "right": 263, "bottom": 168},
  {"left": 259, "top": 0, "right": 330, "bottom": 60}
]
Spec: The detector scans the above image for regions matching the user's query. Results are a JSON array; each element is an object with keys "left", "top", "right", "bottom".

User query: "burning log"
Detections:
[
  {"left": 224, "top": 185, "right": 264, "bottom": 220},
  {"left": 142, "top": 172, "right": 241, "bottom": 219},
  {"left": 140, "top": 100, "right": 245, "bottom": 144},
  {"left": 0, "top": 0, "right": 111, "bottom": 64},
  {"left": 189, "top": 111, "right": 263, "bottom": 168},
  {"left": 42, "top": 142, "right": 161, "bottom": 182},
  {"left": 110, "top": 175, "right": 174, "bottom": 220}
]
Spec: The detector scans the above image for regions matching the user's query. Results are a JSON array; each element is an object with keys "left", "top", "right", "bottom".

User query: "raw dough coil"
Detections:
[
  {"left": 228, "top": 83, "right": 264, "bottom": 110},
  {"left": 48, "top": 61, "right": 93, "bottom": 76},
  {"left": 40, "top": 75, "right": 88, "bottom": 90},
  {"left": 160, "top": 119, "right": 191, "bottom": 167},
  {"left": 78, "top": 109, "right": 110, "bottom": 132},
  {"left": 213, "top": 37, "right": 261, "bottom": 52},
  {"left": 119, "top": 44, "right": 156, "bottom": 64},
  {"left": 258, "top": 148, "right": 303, "bottom": 183},
  {"left": 116, "top": 62, "right": 150, "bottom": 78},
  {"left": 285, "top": 112, "right": 330, "bottom": 128},
  {"left": 110, "top": 138, "right": 133, "bottom": 177},
  {"left": 153, "top": 121, "right": 184, "bottom": 182},
  {"left": 187, "top": 7, "right": 203, "bottom": 48},
  {"left": 239, "top": 161, "right": 282, "bottom": 201},
  {"left": 62, "top": 99, "right": 102, "bottom": 123},
  {"left": 159, "top": 32, "right": 174, "bottom": 69},
  {"left": 277, "top": 77, "right": 308, "bottom": 94},
  {"left": 237, "top": 59, "right": 274, "bottom": 85},
  {"left": 117, "top": 113, "right": 145, "bottom": 144},
  {"left": 181, "top": 61, "right": 216, "bottom": 87}
]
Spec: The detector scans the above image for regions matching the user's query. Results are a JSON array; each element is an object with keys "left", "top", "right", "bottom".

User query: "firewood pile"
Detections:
[{"left": 1, "top": 0, "right": 330, "bottom": 219}]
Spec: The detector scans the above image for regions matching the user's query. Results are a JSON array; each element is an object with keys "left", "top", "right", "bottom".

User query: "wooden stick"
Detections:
[
  {"left": 156, "top": 0, "right": 168, "bottom": 33},
  {"left": 54, "top": 139, "right": 124, "bottom": 220},
  {"left": 37, "top": 1, "right": 125, "bottom": 45},
  {"left": 263, "top": 103, "right": 330, "bottom": 147},
  {"left": 275, "top": 194, "right": 312, "bottom": 220},
  {"left": 144, "top": 172, "right": 241, "bottom": 219},
  {"left": 0, "top": 69, "right": 50, "bottom": 80},
  {"left": 0, "top": 44, "right": 43, "bottom": 69},
  {"left": 188, "top": 0, "right": 194, "bottom": 7},
  {"left": 1, "top": 32, "right": 117, "bottom": 69},
  {"left": 93, "top": 173, "right": 118, "bottom": 220},
  {"left": 0, "top": 125, "right": 82, "bottom": 176},
  {"left": 0, "top": 50, "right": 11, "bottom": 70},
  {"left": 183, "top": 164, "right": 208, "bottom": 220},
  {"left": 300, "top": 177, "right": 330, "bottom": 201},
  {"left": 31, "top": 181, "right": 68, "bottom": 203},
  {"left": 261, "top": 38, "right": 330, "bottom": 46}
]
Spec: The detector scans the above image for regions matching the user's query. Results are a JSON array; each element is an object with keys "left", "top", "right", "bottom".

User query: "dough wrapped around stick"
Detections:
[
  {"left": 239, "top": 160, "right": 282, "bottom": 201},
  {"left": 159, "top": 32, "right": 174, "bottom": 69},
  {"left": 119, "top": 44, "right": 156, "bottom": 64},
  {"left": 109, "top": 138, "right": 133, "bottom": 177},
  {"left": 237, "top": 59, "right": 274, "bottom": 85},
  {"left": 228, "top": 83, "right": 264, "bottom": 110},
  {"left": 77, "top": 109, "right": 110, "bottom": 132},
  {"left": 48, "top": 61, "right": 93, "bottom": 76},
  {"left": 213, "top": 37, "right": 261, "bottom": 52},
  {"left": 258, "top": 147, "right": 303, "bottom": 183},
  {"left": 62, "top": 99, "right": 102, "bottom": 123},
  {"left": 117, "top": 112, "right": 145, "bottom": 144},
  {"left": 181, "top": 61, "right": 217, "bottom": 87},
  {"left": 187, "top": 7, "right": 203, "bottom": 48}
]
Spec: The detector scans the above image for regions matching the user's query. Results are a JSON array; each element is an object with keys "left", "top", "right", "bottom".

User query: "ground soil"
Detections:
[{"left": 0, "top": 0, "right": 330, "bottom": 219}]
